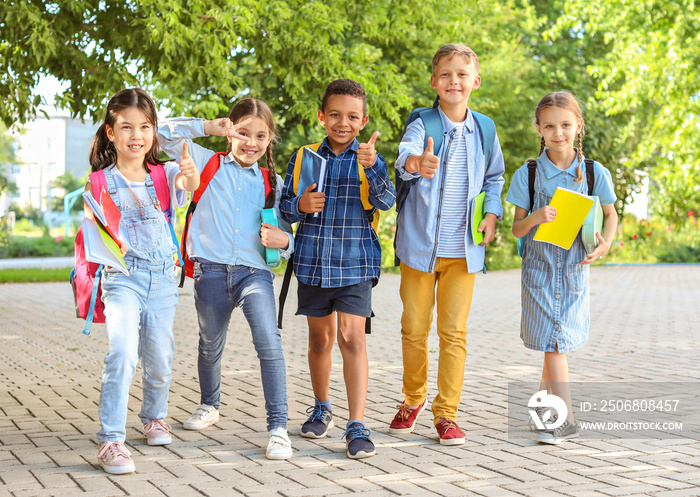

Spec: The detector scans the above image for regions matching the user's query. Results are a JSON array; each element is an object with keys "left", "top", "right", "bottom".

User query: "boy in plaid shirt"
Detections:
[{"left": 280, "top": 79, "right": 395, "bottom": 458}]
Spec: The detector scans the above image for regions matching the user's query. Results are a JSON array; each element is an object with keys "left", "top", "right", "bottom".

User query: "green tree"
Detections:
[
  {"left": 0, "top": 123, "right": 17, "bottom": 196},
  {"left": 50, "top": 171, "right": 84, "bottom": 211},
  {"left": 559, "top": 0, "right": 700, "bottom": 221},
  {"left": 1, "top": 1, "right": 542, "bottom": 160}
]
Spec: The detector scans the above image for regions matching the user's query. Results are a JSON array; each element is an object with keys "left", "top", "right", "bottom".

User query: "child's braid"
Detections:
[
  {"left": 539, "top": 136, "right": 546, "bottom": 156},
  {"left": 264, "top": 142, "right": 277, "bottom": 209},
  {"left": 575, "top": 132, "right": 584, "bottom": 183}
]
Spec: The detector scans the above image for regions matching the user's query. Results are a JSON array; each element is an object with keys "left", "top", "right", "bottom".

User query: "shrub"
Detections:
[{"left": 1, "top": 235, "right": 74, "bottom": 258}]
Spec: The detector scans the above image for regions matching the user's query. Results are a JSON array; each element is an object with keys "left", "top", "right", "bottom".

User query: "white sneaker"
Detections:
[
  {"left": 95, "top": 441, "right": 136, "bottom": 475},
  {"left": 266, "top": 427, "right": 293, "bottom": 460},
  {"left": 183, "top": 404, "right": 219, "bottom": 430}
]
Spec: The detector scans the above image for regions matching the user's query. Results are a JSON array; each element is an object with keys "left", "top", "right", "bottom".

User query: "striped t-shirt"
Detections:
[{"left": 436, "top": 121, "right": 469, "bottom": 258}]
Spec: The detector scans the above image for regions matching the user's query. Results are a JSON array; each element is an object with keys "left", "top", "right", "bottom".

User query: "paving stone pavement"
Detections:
[{"left": 1, "top": 265, "right": 699, "bottom": 497}]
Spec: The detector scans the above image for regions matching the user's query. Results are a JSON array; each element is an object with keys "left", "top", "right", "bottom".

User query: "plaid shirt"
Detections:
[{"left": 280, "top": 138, "right": 396, "bottom": 288}]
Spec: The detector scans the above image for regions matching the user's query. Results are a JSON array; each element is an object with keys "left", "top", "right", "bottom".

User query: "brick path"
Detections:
[{"left": 1, "top": 265, "right": 699, "bottom": 496}]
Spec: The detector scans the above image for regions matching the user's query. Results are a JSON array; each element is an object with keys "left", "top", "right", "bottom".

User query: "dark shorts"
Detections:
[{"left": 296, "top": 280, "right": 374, "bottom": 318}]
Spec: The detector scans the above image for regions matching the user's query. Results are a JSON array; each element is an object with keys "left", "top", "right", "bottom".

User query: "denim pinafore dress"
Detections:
[{"left": 520, "top": 169, "right": 589, "bottom": 353}]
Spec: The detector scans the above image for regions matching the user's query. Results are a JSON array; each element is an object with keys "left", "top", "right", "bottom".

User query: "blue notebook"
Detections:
[{"left": 297, "top": 147, "right": 327, "bottom": 195}]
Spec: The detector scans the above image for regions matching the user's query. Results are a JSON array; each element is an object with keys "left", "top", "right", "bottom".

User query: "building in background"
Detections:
[{"left": 10, "top": 108, "right": 98, "bottom": 211}]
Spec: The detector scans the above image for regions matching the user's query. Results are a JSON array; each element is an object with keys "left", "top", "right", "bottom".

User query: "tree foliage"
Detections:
[
  {"left": 0, "top": 123, "right": 17, "bottom": 196},
  {"left": 3, "top": 0, "right": 696, "bottom": 227},
  {"left": 50, "top": 171, "right": 83, "bottom": 211},
  {"left": 559, "top": 0, "right": 700, "bottom": 221}
]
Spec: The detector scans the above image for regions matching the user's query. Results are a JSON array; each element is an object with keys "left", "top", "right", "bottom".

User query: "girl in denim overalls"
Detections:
[
  {"left": 86, "top": 89, "right": 200, "bottom": 474},
  {"left": 507, "top": 91, "right": 618, "bottom": 445}
]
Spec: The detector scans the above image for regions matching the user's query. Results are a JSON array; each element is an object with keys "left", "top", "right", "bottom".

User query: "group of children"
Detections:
[{"left": 84, "top": 43, "right": 618, "bottom": 475}]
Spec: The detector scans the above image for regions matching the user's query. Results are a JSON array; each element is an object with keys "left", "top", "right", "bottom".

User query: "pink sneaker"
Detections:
[
  {"left": 435, "top": 416, "right": 466, "bottom": 446},
  {"left": 388, "top": 400, "right": 427, "bottom": 434},
  {"left": 143, "top": 419, "right": 172, "bottom": 446},
  {"left": 95, "top": 441, "right": 135, "bottom": 475}
]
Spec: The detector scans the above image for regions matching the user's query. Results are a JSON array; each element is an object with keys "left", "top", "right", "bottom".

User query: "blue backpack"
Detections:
[{"left": 393, "top": 98, "right": 497, "bottom": 265}]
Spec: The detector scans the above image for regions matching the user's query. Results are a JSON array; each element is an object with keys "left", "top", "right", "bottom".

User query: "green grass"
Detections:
[{"left": 0, "top": 267, "right": 72, "bottom": 283}]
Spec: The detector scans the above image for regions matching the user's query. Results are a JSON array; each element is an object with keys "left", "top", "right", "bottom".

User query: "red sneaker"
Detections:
[
  {"left": 435, "top": 416, "right": 466, "bottom": 445},
  {"left": 388, "top": 399, "right": 427, "bottom": 434}
]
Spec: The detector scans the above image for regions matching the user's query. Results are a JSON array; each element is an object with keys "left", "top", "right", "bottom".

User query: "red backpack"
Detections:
[
  {"left": 178, "top": 152, "right": 274, "bottom": 287},
  {"left": 70, "top": 165, "right": 172, "bottom": 335}
]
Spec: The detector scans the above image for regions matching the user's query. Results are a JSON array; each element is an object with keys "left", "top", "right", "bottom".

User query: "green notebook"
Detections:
[{"left": 471, "top": 191, "right": 486, "bottom": 245}]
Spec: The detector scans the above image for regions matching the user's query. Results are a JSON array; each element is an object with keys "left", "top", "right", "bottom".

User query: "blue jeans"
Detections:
[
  {"left": 97, "top": 258, "right": 178, "bottom": 442},
  {"left": 193, "top": 262, "right": 288, "bottom": 430}
]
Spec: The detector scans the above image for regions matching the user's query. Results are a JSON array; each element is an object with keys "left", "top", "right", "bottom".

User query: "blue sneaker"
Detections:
[
  {"left": 342, "top": 422, "right": 376, "bottom": 459},
  {"left": 300, "top": 405, "right": 334, "bottom": 438}
]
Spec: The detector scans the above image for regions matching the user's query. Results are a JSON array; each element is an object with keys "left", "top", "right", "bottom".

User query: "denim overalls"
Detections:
[
  {"left": 97, "top": 165, "right": 178, "bottom": 442},
  {"left": 520, "top": 169, "right": 590, "bottom": 353}
]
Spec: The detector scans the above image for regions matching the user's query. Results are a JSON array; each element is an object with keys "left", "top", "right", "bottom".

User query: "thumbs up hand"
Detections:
[
  {"left": 357, "top": 131, "right": 380, "bottom": 168},
  {"left": 178, "top": 142, "right": 198, "bottom": 178},
  {"left": 418, "top": 136, "right": 440, "bottom": 179},
  {"left": 175, "top": 141, "right": 201, "bottom": 191}
]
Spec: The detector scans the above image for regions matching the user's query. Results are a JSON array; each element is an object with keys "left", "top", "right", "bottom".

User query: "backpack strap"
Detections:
[
  {"left": 526, "top": 159, "right": 537, "bottom": 213},
  {"left": 417, "top": 108, "right": 444, "bottom": 156},
  {"left": 259, "top": 167, "right": 275, "bottom": 209},
  {"left": 144, "top": 165, "right": 183, "bottom": 266},
  {"left": 148, "top": 164, "right": 172, "bottom": 216},
  {"left": 472, "top": 111, "right": 496, "bottom": 166},
  {"left": 82, "top": 264, "right": 103, "bottom": 335},
  {"left": 585, "top": 158, "right": 595, "bottom": 196},
  {"left": 179, "top": 152, "right": 227, "bottom": 287},
  {"left": 277, "top": 254, "right": 294, "bottom": 329},
  {"left": 88, "top": 169, "right": 109, "bottom": 199}
]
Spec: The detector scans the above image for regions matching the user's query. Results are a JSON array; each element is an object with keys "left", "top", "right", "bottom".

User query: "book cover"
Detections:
[
  {"left": 582, "top": 196, "right": 604, "bottom": 254},
  {"left": 470, "top": 191, "right": 486, "bottom": 245},
  {"left": 82, "top": 188, "right": 122, "bottom": 246},
  {"left": 261, "top": 208, "right": 280, "bottom": 267},
  {"left": 298, "top": 147, "right": 327, "bottom": 195},
  {"left": 81, "top": 218, "right": 128, "bottom": 275},
  {"left": 533, "top": 187, "right": 594, "bottom": 250}
]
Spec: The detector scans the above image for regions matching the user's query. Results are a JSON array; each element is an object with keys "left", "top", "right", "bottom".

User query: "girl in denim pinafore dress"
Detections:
[
  {"left": 507, "top": 91, "right": 618, "bottom": 445},
  {"left": 85, "top": 89, "right": 200, "bottom": 475}
]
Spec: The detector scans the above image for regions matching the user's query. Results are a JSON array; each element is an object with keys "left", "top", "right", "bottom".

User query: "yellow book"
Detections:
[{"left": 533, "top": 187, "right": 594, "bottom": 250}]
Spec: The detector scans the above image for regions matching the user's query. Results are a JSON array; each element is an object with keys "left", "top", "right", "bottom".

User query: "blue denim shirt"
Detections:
[
  {"left": 280, "top": 137, "right": 396, "bottom": 288},
  {"left": 158, "top": 118, "right": 294, "bottom": 271},
  {"left": 395, "top": 107, "right": 505, "bottom": 273}
]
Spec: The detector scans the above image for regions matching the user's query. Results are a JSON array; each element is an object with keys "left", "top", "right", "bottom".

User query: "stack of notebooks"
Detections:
[{"left": 82, "top": 188, "right": 128, "bottom": 274}]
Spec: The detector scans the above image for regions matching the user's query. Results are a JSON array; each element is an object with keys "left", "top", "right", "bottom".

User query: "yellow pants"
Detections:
[{"left": 399, "top": 259, "right": 475, "bottom": 424}]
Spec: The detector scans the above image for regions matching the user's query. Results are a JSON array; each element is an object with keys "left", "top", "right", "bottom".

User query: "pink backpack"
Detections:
[{"left": 70, "top": 165, "right": 172, "bottom": 335}]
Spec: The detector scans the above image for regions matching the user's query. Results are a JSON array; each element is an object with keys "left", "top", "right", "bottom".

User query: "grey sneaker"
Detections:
[
  {"left": 529, "top": 406, "right": 559, "bottom": 431},
  {"left": 342, "top": 422, "right": 376, "bottom": 459},
  {"left": 300, "top": 405, "right": 334, "bottom": 438},
  {"left": 538, "top": 419, "right": 580, "bottom": 444},
  {"left": 183, "top": 404, "right": 219, "bottom": 430}
]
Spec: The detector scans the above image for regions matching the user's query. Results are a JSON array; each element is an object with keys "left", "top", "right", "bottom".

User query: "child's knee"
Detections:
[{"left": 308, "top": 332, "right": 334, "bottom": 354}]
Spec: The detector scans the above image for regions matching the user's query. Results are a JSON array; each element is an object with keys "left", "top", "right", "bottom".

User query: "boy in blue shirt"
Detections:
[
  {"left": 390, "top": 44, "right": 505, "bottom": 445},
  {"left": 280, "top": 79, "right": 396, "bottom": 459}
]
